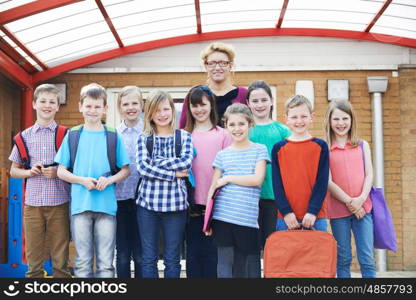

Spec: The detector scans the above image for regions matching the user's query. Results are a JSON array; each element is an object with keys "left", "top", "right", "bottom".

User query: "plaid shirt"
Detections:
[
  {"left": 136, "top": 130, "right": 193, "bottom": 212},
  {"left": 115, "top": 119, "right": 143, "bottom": 200},
  {"left": 8, "top": 121, "right": 70, "bottom": 206}
]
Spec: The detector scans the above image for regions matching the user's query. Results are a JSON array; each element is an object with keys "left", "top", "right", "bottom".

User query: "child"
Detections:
[
  {"left": 206, "top": 103, "right": 269, "bottom": 278},
  {"left": 247, "top": 80, "right": 291, "bottom": 247},
  {"left": 183, "top": 85, "right": 232, "bottom": 278},
  {"left": 115, "top": 86, "right": 144, "bottom": 278},
  {"left": 324, "top": 99, "right": 376, "bottom": 278},
  {"left": 136, "top": 90, "right": 193, "bottom": 278},
  {"left": 55, "top": 83, "right": 130, "bottom": 278},
  {"left": 271, "top": 95, "right": 329, "bottom": 232},
  {"left": 9, "top": 83, "right": 71, "bottom": 278}
]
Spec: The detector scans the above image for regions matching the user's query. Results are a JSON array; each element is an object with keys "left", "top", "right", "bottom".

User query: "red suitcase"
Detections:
[{"left": 264, "top": 230, "right": 337, "bottom": 278}]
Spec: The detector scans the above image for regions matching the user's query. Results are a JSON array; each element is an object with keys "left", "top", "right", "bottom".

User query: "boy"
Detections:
[
  {"left": 55, "top": 83, "right": 130, "bottom": 278},
  {"left": 271, "top": 95, "right": 329, "bottom": 231},
  {"left": 9, "top": 83, "right": 71, "bottom": 278}
]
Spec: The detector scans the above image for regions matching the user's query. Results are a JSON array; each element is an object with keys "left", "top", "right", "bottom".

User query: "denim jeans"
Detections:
[
  {"left": 71, "top": 211, "right": 116, "bottom": 278},
  {"left": 137, "top": 206, "right": 187, "bottom": 278},
  {"left": 330, "top": 213, "right": 376, "bottom": 278},
  {"left": 276, "top": 218, "right": 328, "bottom": 232},
  {"left": 185, "top": 215, "right": 217, "bottom": 278},
  {"left": 116, "top": 199, "right": 142, "bottom": 278}
]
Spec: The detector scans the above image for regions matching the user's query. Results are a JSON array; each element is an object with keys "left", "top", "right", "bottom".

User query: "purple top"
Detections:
[{"left": 179, "top": 86, "right": 248, "bottom": 129}]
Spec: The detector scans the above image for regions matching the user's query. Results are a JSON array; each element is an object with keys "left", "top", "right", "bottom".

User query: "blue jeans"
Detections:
[
  {"left": 276, "top": 218, "right": 328, "bottom": 232},
  {"left": 71, "top": 211, "right": 116, "bottom": 278},
  {"left": 116, "top": 199, "right": 142, "bottom": 278},
  {"left": 185, "top": 215, "right": 217, "bottom": 278},
  {"left": 330, "top": 213, "right": 376, "bottom": 278},
  {"left": 137, "top": 206, "right": 187, "bottom": 278}
]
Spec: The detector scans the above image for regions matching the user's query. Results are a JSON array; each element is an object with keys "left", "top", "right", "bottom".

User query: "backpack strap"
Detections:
[
  {"left": 55, "top": 125, "right": 68, "bottom": 152},
  {"left": 359, "top": 140, "right": 365, "bottom": 172},
  {"left": 68, "top": 125, "right": 119, "bottom": 176},
  {"left": 145, "top": 130, "right": 182, "bottom": 158},
  {"left": 13, "top": 125, "right": 68, "bottom": 169},
  {"left": 13, "top": 132, "right": 31, "bottom": 169},
  {"left": 174, "top": 129, "right": 182, "bottom": 158},
  {"left": 39, "top": 125, "right": 69, "bottom": 168},
  {"left": 68, "top": 125, "right": 83, "bottom": 172},
  {"left": 104, "top": 125, "right": 120, "bottom": 176},
  {"left": 145, "top": 134, "right": 154, "bottom": 157}
]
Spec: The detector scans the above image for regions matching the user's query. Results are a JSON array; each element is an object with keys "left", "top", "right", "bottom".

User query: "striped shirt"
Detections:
[
  {"left": 136, "top": 130, "right": 193, "bottom": 212},
  {"left": 8, "top": 121, "right": 70, "bottom": 206},
  {"left": 116, "top": 119, "right": 143, "bottom": 201},
  {"left": 212, "top": 143, "right": 270, "bottom": 228}
]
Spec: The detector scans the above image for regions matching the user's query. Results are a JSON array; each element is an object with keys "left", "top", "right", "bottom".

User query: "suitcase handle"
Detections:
[{"left": 296, "top": 224, "right": 317, "bottom": 231}]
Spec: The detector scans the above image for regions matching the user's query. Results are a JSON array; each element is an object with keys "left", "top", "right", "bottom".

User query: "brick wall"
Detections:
[
  {"left": 399, "top": 68, "right": 416, "bottom": 271},
  {"left": 0, "top": 74, "right": 21, "bottom": 168}
]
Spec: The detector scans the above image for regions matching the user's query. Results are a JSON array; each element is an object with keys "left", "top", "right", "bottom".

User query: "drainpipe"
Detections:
[
  {"left": 21, "top": 87, "right": 34, "bottom": 130},
  {"left": 366, "top": 76, "right": 389, "bottom": 273}
]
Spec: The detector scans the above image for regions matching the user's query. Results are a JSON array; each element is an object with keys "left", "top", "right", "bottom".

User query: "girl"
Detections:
[
  {"left": 206, "top": 103, "right": 269, "bottom": 278},
  {"left": 183, "top": 85, "right": 232, "bottom": 278},
  {"left": 324, "top": 99, "right": 376, "bottom": 278},
  {"left": 136, "top": 90, "right": 193, "bottom": 278},
  {"left": 115, "top": 86, "right": 143, "bottom": 278},
  {"left": 247, "top": 80, "right": 291, "bottom": 247},
  {"left": 180, "top": 42, "right": 247, "bottom": 128}
]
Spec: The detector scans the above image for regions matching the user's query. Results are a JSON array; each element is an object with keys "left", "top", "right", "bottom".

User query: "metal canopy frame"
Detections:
[{"left": 0, "top": 0, "right": 415, "bottom": 89}]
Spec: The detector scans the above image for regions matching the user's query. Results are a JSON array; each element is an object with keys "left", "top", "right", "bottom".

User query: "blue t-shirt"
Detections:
[
  {"left": 55, "top": 127, "right": 130, "bottom": 216},
  {"left": 212, "top": 143, "right": 270, "bottom": 228}
]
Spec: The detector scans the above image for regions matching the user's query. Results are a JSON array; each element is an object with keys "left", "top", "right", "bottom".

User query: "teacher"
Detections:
[{"left": 180, "top": 42, "right": 248, "bottom": 128}]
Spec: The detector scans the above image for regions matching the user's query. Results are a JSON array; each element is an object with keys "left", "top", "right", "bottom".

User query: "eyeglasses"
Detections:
[{"left": 205, "top": 60, "right": 230, "bottom": 68}]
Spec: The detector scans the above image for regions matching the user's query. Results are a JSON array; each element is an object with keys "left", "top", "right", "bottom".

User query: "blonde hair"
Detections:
[
  {"left": 80, "top": 83, "right": 107, "bottom": 105},
  {"left": 324, "top": 99, "right": 359, "bottom": 147},
  {"left": 143, "top": 90, "right": 176, "bottom": 135},
  {"left": 222, "top": 103, "right": 254, "bottom": 127},
  {"left": 200, "top": 42, "right": 236, "bottom": 64},
  {"left": 117, "top": 86, "right": 144, "bottom": 110},
  {"left": 34, "top": 83, "right": 61, "bottom": 103},
  {"left": 285, "top": 95, "right": 313, "bottom": 115}
]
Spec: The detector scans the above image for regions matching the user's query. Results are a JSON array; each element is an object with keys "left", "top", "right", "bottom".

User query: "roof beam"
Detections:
[
  {"left": 0, "top": 36, "right": 37, "bottom": 73},
  {"left": 0, "top": 49, "right": 32, "bottom": 88},
  {"left": 0, "top": 0, "right": 83, "bottom": 25},
  {"left": 194, "top": 0, "right": 202, "bottom": 34},
  {"left": 95, "top": 0, "right": 124, "bottom": 48},
  {"left": 32, "top": 28, "right": 416, "bottom": 83},
  {"left": 276, "top": 0, "right": 289, "bottom": 28},
  {"left": 365, "top": 0, "right": 392, "bottom": 32},
  {"left": 0, "top": 25, "right": 48, "bottom": 70}
]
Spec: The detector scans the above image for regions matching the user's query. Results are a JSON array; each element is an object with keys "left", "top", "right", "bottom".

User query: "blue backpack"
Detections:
[{"left": 67, "top": 125, "right": 120, "bottom": 176}]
